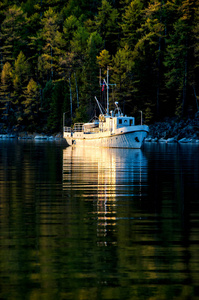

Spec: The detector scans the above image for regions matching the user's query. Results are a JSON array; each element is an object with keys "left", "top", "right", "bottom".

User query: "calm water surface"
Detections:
[{"left": 0, "top": 141, "right": 199, "bottom": 300}]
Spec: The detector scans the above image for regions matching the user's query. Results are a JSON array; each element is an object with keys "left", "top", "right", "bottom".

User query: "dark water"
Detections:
[{"left": 0, "top": 141, "right": 199, "bottom": 300}]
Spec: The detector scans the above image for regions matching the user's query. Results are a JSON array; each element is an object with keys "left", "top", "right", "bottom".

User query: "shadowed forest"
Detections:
[{"left": 0, "top": 0, "right": 199, "bottom": 133}]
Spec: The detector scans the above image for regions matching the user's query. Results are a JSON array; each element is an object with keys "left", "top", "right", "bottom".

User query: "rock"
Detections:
[
  {"left": 34, "top": 135, "right": 48, "bottom": 140},
  {"left": 152, "top": 137, "right": 158, "bottom": 142},
  {"left": 148, "top": 115, "right": 199, "bottom": 143},
  {"left": 144, "top": 137, "right": 152, "bottom": 142},
  {"left": 159, "top": 138, "right": 167, "bottom": 143},
  {"left": 178, "top": 137, "right": 191, "bottom": 143},
  {"left": 0, "top": 134, "right": 17, "bottom": 139},
  {"left": 166, "top": 137, "right": 177, "bottom": 143}
]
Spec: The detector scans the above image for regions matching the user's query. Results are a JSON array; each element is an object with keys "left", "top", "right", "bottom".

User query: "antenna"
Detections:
[
  {"left": 107, "top": 66, "right": 109, "bottom": 115},
  {"left": 100, "top": 67, "right": 116, "bottom": 115}
]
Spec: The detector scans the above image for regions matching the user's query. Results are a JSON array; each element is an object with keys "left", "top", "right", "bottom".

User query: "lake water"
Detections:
[{"left": 0, "top": 140, "right": 199, "bottom": 300}]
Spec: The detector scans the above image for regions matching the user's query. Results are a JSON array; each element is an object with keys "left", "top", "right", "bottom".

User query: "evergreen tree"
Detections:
[
  {"left": 63, "top": 15, "right": 80, "bottom": 51},
  {"left": 95, "top": 0, "right": 120, "bottom": 53},
  {"left": 97, "top": 49, "right": 112, "bottom": 74},
  {"left": 0, "top": 5, "right": 27, "bottom": 64},
  {"left": 38, "top": 7, "right": 63, "bottom": 82},
  {"left": 164, "top": 0, "right": 196, "bottom": 116},
  {"left": 111, "top": 46, "right": 134, "bottom": 112},
  {"left": 0, "top": 0, "right": 198, "bottom": 132},
  {"left": 84, "top": 31, "right": 103, "bottom": 104},
  {"left": 22, "top": 78, "right": 40, "bottom": 129},
  {"left": 0, "top": 61, "right": 14, "bottom": 125},
  {"left": 131, "top": 0, "right": 166, "bottom": 118},
  {"left": 193, "top": 5, "right": 199, "bottom": 111},
  {"left": 13, "top": 51, "right": 30, "bottom": 123},
  {"left": 47, "top": 80, "right": 67, "bottom": 131},
  {"left": 121, "top": 0, "right": 144, "bottom": 49}
]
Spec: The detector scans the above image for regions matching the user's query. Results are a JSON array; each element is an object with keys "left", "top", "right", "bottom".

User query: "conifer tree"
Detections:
[
  {"left": 47, "top": 80, "right": 67, "bottom": 131},
  {"left": 38, "top": 7, "right": 63, "bottom": 82},
  {"left": 121, "top": 0, "right": 144, "bottom": 49},
  {"left": 97, "top": 49, "right": 112, "bottom": 74},
  {"left": 13, "top": 51, "right": 30, "bottom": 123},
  {"left": 23, "top": 78, "right": 40, "bottom": 129},
  {"left": 0, "top": 61, "right": 13, "bottom": 124},
  {"left": 0, "top": 5, "right": 27, "bottom": 64},
  {"left": 164, "top": 0, "right": 195, "bottom": 116},
  {"left": 131, "top": 0, "right": 166, "bottom": 118},
  {"left": 85, "top": 31, "right": 103, "bottom": 104},
  {"left": 111, "top": 46, "right": 134, "bottom": 112},
  {"left": 95, "top": 0, "right": 120, "bottom": 53}
]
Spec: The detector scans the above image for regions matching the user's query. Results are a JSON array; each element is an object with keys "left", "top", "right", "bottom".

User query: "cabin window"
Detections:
[
  {"left": 118, "top": 119, "right": 122, "bottom": 124},
  {"left": 124, "top": 120, "right": 127, "bottom": 123},
  {"left": 130, "top": 119, "right": 134, "bottom": 126}
]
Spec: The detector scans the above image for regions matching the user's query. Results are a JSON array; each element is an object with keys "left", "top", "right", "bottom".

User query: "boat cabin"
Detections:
[{"left": 99, "top": 113, "right": 135, "bottom": 133}]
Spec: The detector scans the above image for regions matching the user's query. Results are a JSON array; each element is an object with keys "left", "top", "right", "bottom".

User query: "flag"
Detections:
[{"left": 102, "top": 80, "right": 105, "bottom": 91}]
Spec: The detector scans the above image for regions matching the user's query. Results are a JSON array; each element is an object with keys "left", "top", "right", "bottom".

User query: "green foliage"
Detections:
[
  {"left": 121, "top": 0, "right": 144, "bottom": 48},
  {"left": 95, "top": 0, "right": 120, "bottom": 53},
  {"left": 164, "top": 0, "right": 195, "bottom": 116},
  {"left": 145, "top": 106, "right": 154, "bottom": 124},
  {"left": 0, "top": 5, "right": 27, "bottom": 63},
  {"left": 22, "top": 78, "right": 40, "bottom": 130},
  {"left": 13, "top": 51, "right": 30, "bottom": 95},
  {"left": 72, "top": 104, "right": 88, "bottom": 124},
  {"left": 0, "top": 61, "right": 14, "bottom": 124},
  {"left": 97, "top": 49, "right": 111, "bottom": 74},
  {"left": 111, "top": 46, "right": 134, "bottom": 107},
  {"left": 47, "top": 80, "right": 68, "bottom": 132},
  {"left": 0, "top": 0, "right": 199, "bottom": 132},
  {"left": 38, "top": 7, "right": 63, "bottom": 81}
]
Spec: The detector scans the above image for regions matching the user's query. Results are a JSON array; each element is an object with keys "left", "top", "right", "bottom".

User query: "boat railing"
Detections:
[
  {"left": 64, "top": 126, "right": 72, "bottom": 133},
  {"left": 64, "top": 123, "right": 100, "bottom": 134},
  {"left": 73, "top": 123, "right": 84, "bottom": 132}
]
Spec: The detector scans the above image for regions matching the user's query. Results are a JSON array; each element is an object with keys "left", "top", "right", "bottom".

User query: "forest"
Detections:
[{"left": 0, "top": 0, "right": 199, "bottom": 133}]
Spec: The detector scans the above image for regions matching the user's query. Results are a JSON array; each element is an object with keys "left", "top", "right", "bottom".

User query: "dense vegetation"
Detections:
[{"left": 0, "top": 0, "right": 199, "bottom": 133}]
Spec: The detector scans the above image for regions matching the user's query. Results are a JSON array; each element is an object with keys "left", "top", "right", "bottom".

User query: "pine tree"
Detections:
[
  {"left": 111, "top": 46, "right": 134, "bottom": 112},
  {"left": 164, "top": 0, "right": 196, "bottom": 116},
  {"left": 121, "top": 0, "right": 144, "bottom": 49},
  {"left": 95, "top": 0, "right": 120, "bottom": 54},
  {"left": 22, "top": 78, "right": 40, "bottom": 129},
  {"left": 130, "top": 0, "right": 166, "bottom": 118},
  {"left": 85, "top": 31, "right": 103, "bottom": 104},
  {"left": 0, "top": 5, "right": 27, "bottom": 64},
  {"left": 97, "top": 49, "right": 112, "bottom": 74},
  {"left": 47, "top": 80, "right": 67, "bottom": 131},
  {"left": 63, "top": 15, "right": 80, "bottom": 51},
  {"left": 192, "top": 5, "right": 199, "bottom": 111},
  {"left": 0, "top": 61, "right": 14, "bottom": 125},
  {"left": 38, "top": 7, "right": 63, "bottom": 82},
  {"left": 13, "top": 51, "right": 30, "bottom": 123}
]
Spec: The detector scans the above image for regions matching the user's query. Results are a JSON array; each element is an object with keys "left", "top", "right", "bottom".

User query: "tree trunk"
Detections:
[
  {"left": 182, "top": 51, "right": 188, "bottom": 116},
  {"left": 69, "top": 75, "right": 72, "bottom": 124}
]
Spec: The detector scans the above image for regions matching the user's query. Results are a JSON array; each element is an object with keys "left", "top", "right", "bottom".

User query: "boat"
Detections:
[{"left": 63, "top": 70, "right": 149, "bottom": 149}]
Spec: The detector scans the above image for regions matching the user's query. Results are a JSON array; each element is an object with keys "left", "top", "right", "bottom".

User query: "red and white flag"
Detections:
[{"left": 102, "top": 80, "right": 105, "bottom": 91}]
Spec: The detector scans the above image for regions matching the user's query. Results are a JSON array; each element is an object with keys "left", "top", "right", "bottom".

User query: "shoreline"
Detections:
[
  {"left": 0, "top": 132, "right": 65, "bottom": 141},
  {"left": 145, "top": 114, "right": 199, "bottom": 144},
  {"left": 1, "top": 114, "right": 199, "bottom": 144}
]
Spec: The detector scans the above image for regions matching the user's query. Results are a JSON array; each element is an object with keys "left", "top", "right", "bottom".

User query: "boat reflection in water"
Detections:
[
  {"left": 62, "top": 146, "right": 148, "bottom": 246},
  {"left": 62, "top": 144, "right": 199, "bottom": 299}
]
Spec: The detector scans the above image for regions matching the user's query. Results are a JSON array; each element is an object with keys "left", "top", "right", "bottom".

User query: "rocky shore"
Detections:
[
  {"left": 1, "top": 113, "right": 199, "bottom": 144},
  {"left": 146, "top": 113, "right": 199, "bottom": 143},
  {"left": 0, "top": 132, "right": 65, "bottom": 141}
]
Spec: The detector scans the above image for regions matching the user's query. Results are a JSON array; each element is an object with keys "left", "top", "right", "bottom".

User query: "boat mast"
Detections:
[{"left": 107, "top": 67, "right": 109, "bottom": 115}]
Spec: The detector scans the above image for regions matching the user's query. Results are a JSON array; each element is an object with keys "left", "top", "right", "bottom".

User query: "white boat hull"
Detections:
[{"left": 64, "top": 125, "right": 148, "bottom": 149}]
